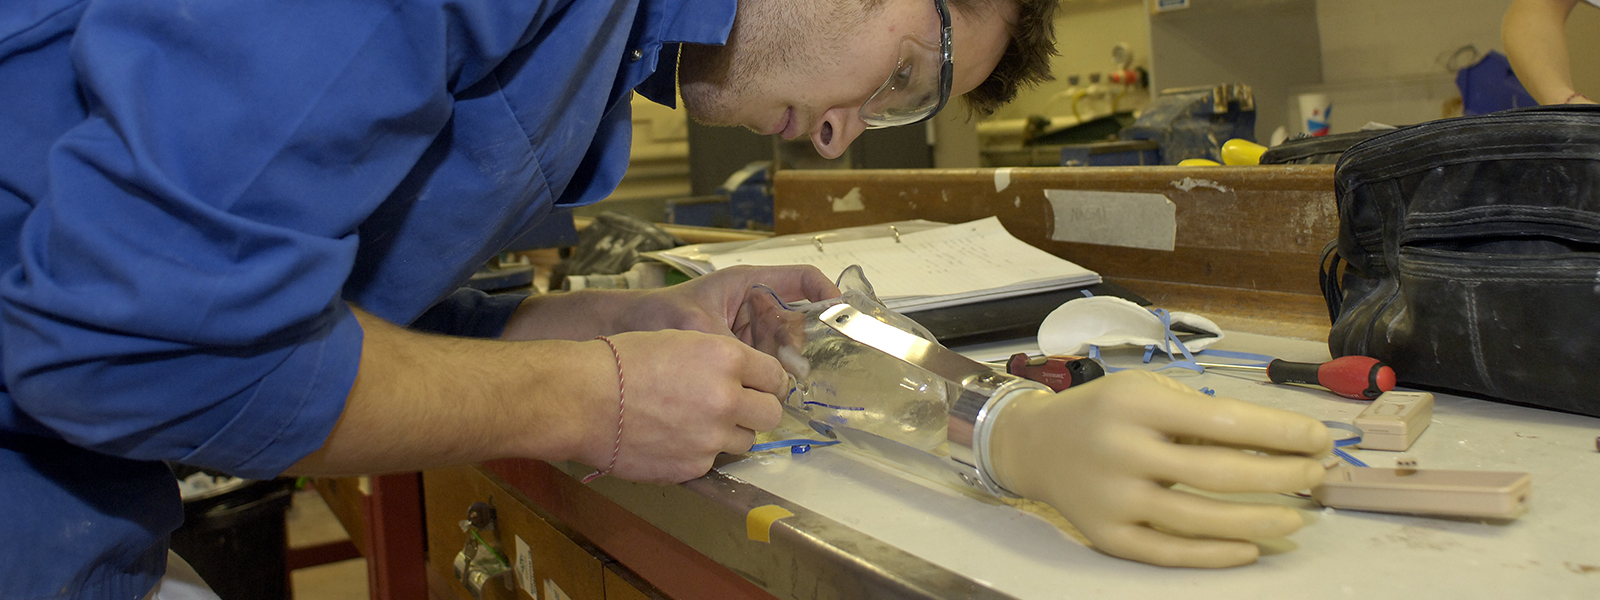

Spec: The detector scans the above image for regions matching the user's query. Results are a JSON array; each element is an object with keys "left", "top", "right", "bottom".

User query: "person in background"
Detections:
[{"left": 1504, "top": 0, "right": 1598, "bottom": 104}]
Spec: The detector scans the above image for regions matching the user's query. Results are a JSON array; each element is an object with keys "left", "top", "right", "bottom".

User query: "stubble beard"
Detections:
[
  {"left": 678, "top": 42, "right": 743, "bottom": 127},
  {"left": 679, "top": 0, "right": 817, "bottom": 128}
]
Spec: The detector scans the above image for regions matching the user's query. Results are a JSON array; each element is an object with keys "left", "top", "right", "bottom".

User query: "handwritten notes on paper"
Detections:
[{"left": 707, "top": 217, "right": 1099, "bottom": 312}]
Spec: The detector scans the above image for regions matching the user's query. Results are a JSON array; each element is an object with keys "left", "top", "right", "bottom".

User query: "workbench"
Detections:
[
  {"left": 425, "top": 329, "right": 1600, "bottom": 600},
  {"left": 408, "top": 167, "right": 1600, "bottom": 599}
]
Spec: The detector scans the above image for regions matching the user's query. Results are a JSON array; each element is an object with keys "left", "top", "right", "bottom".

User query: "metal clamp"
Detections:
[{"left": 453, "top": 503, "right": 512, "bottom": 599}]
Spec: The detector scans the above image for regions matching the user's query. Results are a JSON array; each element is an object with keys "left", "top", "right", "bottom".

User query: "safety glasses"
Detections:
[{"left": 858, "top": 0, "right": 953, "bottom": 129}]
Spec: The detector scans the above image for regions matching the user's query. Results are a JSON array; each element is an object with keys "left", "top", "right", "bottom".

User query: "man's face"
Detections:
[{"left": 679, "top": 0, "right": 1016, "bottom": 159}]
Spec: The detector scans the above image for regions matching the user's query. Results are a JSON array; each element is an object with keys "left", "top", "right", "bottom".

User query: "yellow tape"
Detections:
[{"left": 745, "top": 504, "right": 793, "bottom": 543}]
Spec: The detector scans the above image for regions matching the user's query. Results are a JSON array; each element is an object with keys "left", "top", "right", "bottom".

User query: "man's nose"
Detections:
[{"left": 810, "top": 107, "right": 867, "bottom": 160}]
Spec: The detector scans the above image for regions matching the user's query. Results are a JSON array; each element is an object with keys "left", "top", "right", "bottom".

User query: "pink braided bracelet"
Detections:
[{"left": 582, "top": 336, "right": 625, "bottom": 483}]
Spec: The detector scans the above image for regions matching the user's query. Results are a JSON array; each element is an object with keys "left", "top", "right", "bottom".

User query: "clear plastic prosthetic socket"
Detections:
[{"left": 746, "top": 266, "right": 1050, "bottom": 497}]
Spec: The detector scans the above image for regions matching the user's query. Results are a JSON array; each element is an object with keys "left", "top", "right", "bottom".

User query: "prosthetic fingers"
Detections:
[{"left": 744, "top": 266, "right": 1332, "bottom": 568}]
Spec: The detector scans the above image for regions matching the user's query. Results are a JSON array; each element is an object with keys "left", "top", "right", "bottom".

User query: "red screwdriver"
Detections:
[{"left": 1195, "top": 356, "right": 1396, "bottom": 400}]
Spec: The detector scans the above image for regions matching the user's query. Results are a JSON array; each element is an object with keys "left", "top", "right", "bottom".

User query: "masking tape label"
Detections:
[
  {"left": 543, "top": 579, "right": 573, "bottom": 600},
  {"left": 745, "top": 504, "right": 794, "bottom": 543},
  {"left": 1044, "top": 189, "right": 1177, "bottom": 251},
  {"left": 514, "top": 535, "right": 534, "bottom": 597},
  {"left": 830, "top": 187, "right": 865, "bottom": 212},
  {"left": 1171, "top": 177, "right": 1230, "bottom": 192},
  {"left": 994, "top": 167, "right": 1013, "bottom": 192}
]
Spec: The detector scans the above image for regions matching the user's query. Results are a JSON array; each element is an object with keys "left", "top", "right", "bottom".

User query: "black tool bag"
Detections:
[
  {"left": 1321, "top": 105, "right": 1600, "bottom": 416},
  {"left": 1260, "top": 129, "right": 1391, "bottom": 165}
]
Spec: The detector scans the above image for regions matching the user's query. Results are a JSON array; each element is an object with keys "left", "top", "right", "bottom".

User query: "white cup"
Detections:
[{"left": 1298, "top": 93, "right": 1332, "bottom": 137}]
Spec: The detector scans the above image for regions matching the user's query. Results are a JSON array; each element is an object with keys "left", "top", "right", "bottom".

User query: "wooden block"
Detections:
[
  {"left": 602, "top": 564, "right": 665, "bottom": 600},
  {"left": 771, "top": 166, "right": 1338, "bottom": 332}
]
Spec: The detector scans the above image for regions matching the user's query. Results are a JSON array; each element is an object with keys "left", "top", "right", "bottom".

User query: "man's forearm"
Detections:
[
  {"left": 1504, "top": 0, "right": 1584, "bottom": 104},
  {"left": 498, "top": 289, "right": 636, "bottom": 342},
  {"left": 285, "top": 307, "right": 615, "bottom": 476}
]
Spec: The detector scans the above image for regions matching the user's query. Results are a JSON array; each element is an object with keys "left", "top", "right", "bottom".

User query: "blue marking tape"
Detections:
[
  {"left": 1331, "top": 447, "right": 1368, "bottom": 467},
  {"left": 802, "top": 401, "right": 865, "bottom": 411},
  {"left": 1322, "top": 421, "right": 1367, "bottom": 467},
  {"left": 749, "top": 439, "right": 840, "bottom": 454},
  {"left": 1321, "top": 421, "right": 1364, "bottom": 447}
]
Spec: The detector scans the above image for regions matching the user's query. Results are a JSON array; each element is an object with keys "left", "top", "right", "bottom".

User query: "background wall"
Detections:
[
  {"left": 1303, "top": 0, "right": 1505, "bottom": 133},
  {"left": 1315, "top": 0, "right": 1597, "bottom": 94},
  {"left": 1318, "top": 0, "right": 1507, "bottom": 82},
  {"left": 1563, "top": 1, "right": 1599, "bottom": 99},
  {"left": 989, "top": 0, "right": 1152, "bottom": 122},
  {"left": 991, "top": 0, "right": 1598, "bottom": 141},
  {"left": 1146, "top": 0, "right": 1322, "bottom": 139},
  {"left": 1306, "top": 0, "right": 1598, "bottom": 133}
]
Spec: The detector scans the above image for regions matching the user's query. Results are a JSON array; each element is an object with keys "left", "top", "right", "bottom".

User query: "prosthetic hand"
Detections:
[
  {"left": 745, "top": 266, "right": 1331, "bottom": 568},
  {"left": 989, "top": 371, "right": 1331, "bottom": 567}
]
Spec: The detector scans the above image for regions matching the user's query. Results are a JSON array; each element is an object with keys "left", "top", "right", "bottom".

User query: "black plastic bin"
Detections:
[{"left": 169, "top": 467, "right": 295, "bottom": 600}]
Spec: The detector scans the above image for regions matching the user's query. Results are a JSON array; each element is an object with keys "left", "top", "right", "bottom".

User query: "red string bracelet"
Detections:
[
  {"left": 582, "top": 336, "right": 625, "bottom": 483},
  {"left": 1564, "top": 92, "right": 1590, "bottom": 104}
]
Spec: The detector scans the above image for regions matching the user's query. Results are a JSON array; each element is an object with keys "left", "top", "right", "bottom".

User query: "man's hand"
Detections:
[
  {"left": 501, "top": 264, "right": 838, "bottom": 342},
  {"left": 988, "top": 370, "right": 1332, "bottom": 568},
  {"left": 566, "top": 330, "right": 789, "bottom": 483},
  {"left": 488, "top": 264, "right": 836, "bottom": 483},
  {"left": 292, "top": 310, "right": 791, "bottom": 482},
  {"left": 616, "top": 265, "right": 839, "bottom": 339}
]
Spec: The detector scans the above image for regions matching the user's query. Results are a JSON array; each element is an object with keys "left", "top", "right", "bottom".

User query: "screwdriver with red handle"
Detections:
[{"left": 1195, "top": 356, "right": 1396, "bottom": 400}]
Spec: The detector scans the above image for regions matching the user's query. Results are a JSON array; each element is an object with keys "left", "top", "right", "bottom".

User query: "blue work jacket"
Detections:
[{"left": 0, "top": 0, "right": 732, "bottom": 596}]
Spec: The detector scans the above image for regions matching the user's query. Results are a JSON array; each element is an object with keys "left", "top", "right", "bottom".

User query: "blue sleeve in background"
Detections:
[{"left": 412, "top": 289, "right": 531, "bottom": 339}]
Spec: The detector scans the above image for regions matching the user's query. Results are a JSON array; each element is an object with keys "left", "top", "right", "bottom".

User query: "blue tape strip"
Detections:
[
  {"left": 1085, "top": 307, "right": 1271, "bottom": 376},
  {"left": 801, "top": 401, "right": 865, "bottom": 411},
  {"left": 1331, "top": 447, "right": 1369, "bottom": 468},
  {"left": 1321, "top": 421, "right": 1368, "bottom": 467},
  {"left": 1321, "top": 421, "right": 1364, "bottom": 447},
  {"left": 1194, "top": 348, "right": 1276, "bottom": 366},
  {"left": 749, "top": 439, "right": 840, "bottom": 453}
]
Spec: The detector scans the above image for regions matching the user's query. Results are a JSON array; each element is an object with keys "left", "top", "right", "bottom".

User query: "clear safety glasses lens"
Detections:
[
  {"left": 858, "top": 0, "right": 952, "bottom": 129},
  {"left": 859, "top": 37, "right": 945, "bottom": 128}
]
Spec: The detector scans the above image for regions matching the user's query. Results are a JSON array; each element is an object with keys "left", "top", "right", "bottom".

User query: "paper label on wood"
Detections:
[
  {"left": 543, "top": 579, "right": 573, "bottom": 600},
  {"left": 994, "top": 168, "right": 1013, "bottom": 192},
  {"left": 514, "top": 535, "right": 535, "bottom": 597},
  {"left": 1044, "top": 189, "right": 1176, "bottom": 251},
  {"left": 830, "top": 187, "right": 865, "bottom": 212}
]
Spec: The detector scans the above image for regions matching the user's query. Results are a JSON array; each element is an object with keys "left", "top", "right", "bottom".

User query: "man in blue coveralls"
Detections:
[{"left": 0, "top": 0, "right": 1058, "bottom": 595}]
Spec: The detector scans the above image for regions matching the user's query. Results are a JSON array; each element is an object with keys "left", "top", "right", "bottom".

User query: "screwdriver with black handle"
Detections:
[{"left": 1195, "top": 355, "right": 1396, "bottom": 400}]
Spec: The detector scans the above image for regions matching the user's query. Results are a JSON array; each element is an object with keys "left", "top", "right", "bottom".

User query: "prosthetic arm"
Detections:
[{"left": 745, "top": 267, "right": 1331, "bottom": 568}]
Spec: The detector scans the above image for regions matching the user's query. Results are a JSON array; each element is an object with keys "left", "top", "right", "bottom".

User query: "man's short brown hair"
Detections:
[{"left": 956, "top": 0, "right": 1058, "bottom": 116}]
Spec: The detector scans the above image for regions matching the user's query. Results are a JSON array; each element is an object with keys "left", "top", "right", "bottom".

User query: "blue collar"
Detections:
[{"left": 634, "top": 0, "right": 736, "bottom": 107}]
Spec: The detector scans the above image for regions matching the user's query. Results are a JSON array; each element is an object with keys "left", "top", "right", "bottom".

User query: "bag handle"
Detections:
[{"left": 1319, "top": 239, "right": 1344, "bottom": 324}]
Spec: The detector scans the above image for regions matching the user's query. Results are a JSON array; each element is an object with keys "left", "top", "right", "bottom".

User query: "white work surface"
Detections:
[{"left": 718, "top": 332, "right": 1600, "bottom": 599}]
